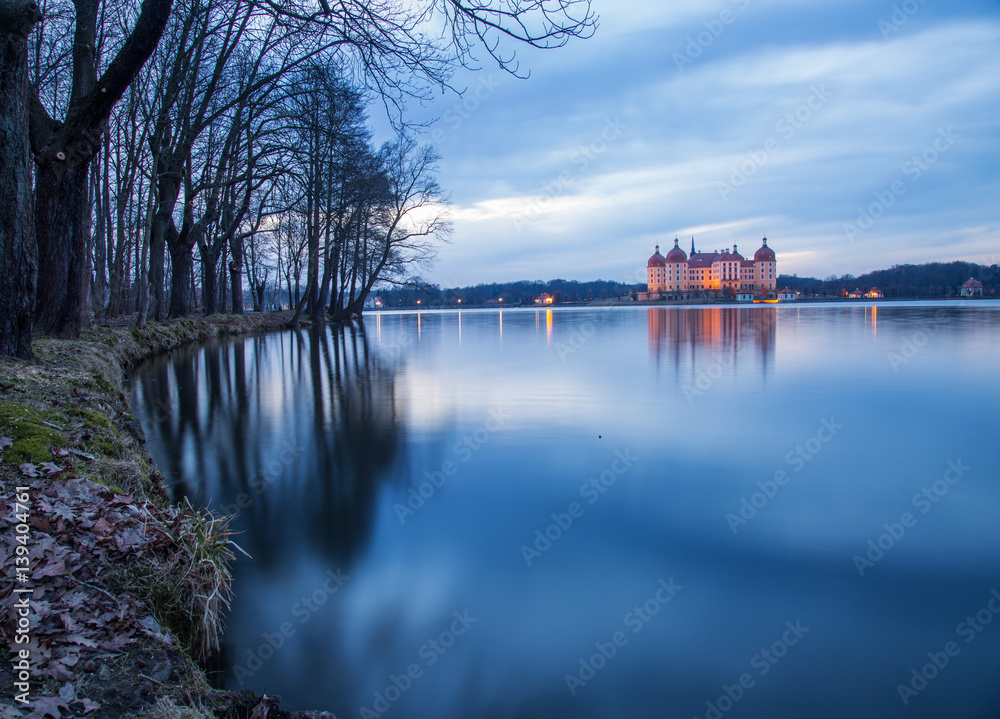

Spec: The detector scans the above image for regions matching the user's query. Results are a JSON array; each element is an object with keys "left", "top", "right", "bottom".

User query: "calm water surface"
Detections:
[{"left": 129, "top": 303, "right": 1000, "bottom": 718}]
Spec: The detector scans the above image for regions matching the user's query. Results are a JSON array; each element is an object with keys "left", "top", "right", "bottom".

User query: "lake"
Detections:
[{"left": 129, "top": 302, "right": 1000, "bottom": 718}]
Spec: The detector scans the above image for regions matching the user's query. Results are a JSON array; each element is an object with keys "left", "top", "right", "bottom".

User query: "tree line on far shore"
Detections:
[
  {"left": 375, "top": 279, "right": 646, "bottom": 307},
  {"left": 778, "top": 261, "right": 999, "bottom": 298},
  {"left": 372, "top": 260, "right": 998, "bottom": 308},
  {"left": 0, "top": 0, "right": 595, "bottom": 359}
]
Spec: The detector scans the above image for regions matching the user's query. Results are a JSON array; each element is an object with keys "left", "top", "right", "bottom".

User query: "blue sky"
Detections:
[{"left": 395, "top": 0, "right": 1000, "bottom": 287}]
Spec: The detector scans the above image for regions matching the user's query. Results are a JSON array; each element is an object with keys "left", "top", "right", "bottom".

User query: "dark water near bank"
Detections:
[{"left": 130, "top": 303, "right": 1000, "bottom": 718}]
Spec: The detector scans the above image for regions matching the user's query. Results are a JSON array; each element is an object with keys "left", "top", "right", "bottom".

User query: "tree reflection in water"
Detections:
[
  {"left": 130, "top": 322, "right": 403, "bottom": 687},
  {"left": 132, "top": 322, "right": 402, "bottom": 566}
]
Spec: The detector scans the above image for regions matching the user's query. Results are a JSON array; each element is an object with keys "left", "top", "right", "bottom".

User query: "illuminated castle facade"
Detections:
[{"left": 646, "top": 237, "right": 777, "bottom": 297}]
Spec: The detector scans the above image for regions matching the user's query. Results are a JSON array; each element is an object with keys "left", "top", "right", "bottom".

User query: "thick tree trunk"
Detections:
[
  {"left": 34, "top": 162, "right": 91, "bottom": 337},
  {"left": 106, "top": 201, "right": 127, "bottom": 317},
  {"left": 0, "top": 0, "right": 41, "bottom": 358},
  {"left": 168, "top": 234, "right": 195, "bottom": 317},
  {"left": 29, "top": 0, "right": 174, "bottom": 336},
  {"left": 254, "top": 282, "right": 264, "bottom": 311},
  {"left": 201, "top": 249, "right": 220, "bottom": 315},
  {"left": 229, "top": 260, "right": 243, "bottom": 313},
  {"left": 148, "top": 215, "right": 167, "bottom": 319},
  {"left": 148, "top": 171, "right": 180, "bottom": 320},
  {"left": 229, "top": 225, "right": 243, "bottom": 314},
  {"left": 217, "top": 249, "right": 226, "bottom": 311}
]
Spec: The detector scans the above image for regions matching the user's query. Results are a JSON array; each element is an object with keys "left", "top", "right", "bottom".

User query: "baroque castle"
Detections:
[{"left": 645, "top": 237, "right": 777, "bottom": 299}]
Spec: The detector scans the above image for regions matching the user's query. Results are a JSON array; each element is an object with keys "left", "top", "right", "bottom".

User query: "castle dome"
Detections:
[
  {"left": 665, "top": 238, "right": 687, "bottom": 263},
  {"left": 647, "top": 245, "right": 666, "bottom": 268},
  {"left": 754, "top": 237, "right": 776, "bottom": 262}
]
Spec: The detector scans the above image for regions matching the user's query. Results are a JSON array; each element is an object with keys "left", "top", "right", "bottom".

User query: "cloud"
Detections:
[{"left": 420, "top": 7, "right": 1000, "bottom": 285}]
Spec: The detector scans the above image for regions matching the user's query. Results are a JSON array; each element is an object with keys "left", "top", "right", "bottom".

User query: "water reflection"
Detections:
[
  {"left": 131, "top": 324, "right": 402, "bottom": 567},
  {"left": 129, "top": 304, "right": 1000, "bottom": 719},
  {"left": 648, "top": 306, "right": 776, "bottom": 380}
]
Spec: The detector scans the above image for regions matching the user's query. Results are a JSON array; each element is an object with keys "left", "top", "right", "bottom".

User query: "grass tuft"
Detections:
[
  {"left": 143, "top": 696, "right": 216, "bottom": 719},
  {"left": 115, "top": 500, "right": 238, "bottom": 659}
]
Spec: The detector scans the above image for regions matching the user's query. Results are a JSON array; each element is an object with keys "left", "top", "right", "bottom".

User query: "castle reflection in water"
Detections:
[{"left": 647, "top": 306, "right": 777, "bottom": 384}]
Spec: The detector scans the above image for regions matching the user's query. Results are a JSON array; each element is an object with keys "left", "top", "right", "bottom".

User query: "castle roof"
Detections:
[
  {"left": 665, "top": 238, "right": 687, "bottom": 263},
  {"left": 688, "top": 253, "right": 719, "bottom": 268},
  {"left": 754, "top": 237, "right": 776, "bottom": 262}
]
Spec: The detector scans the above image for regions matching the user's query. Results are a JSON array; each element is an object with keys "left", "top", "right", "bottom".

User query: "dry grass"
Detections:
[
  {"left": 94, "top": 455, "right": 156, "bottom": 496},
  {"left": 100, "top": 497, "right": 239, "bottom": 659},
  {"left": 143, "top": 696, "right": 216, "bottom": 719},
  {"left": 162, "top": 500, "right": 240, "bottom": 658}
]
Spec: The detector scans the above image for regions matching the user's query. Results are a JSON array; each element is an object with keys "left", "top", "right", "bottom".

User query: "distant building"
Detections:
[
  {"left": 847, "top": 288, "right": 882, "bottom": 299},
  {"left": 778, "top": 288, "right": 799, "bottom": 301},
  {"left": 364, "top": 295, "right": 384, "bottom": 309},
  {"left": 961, "top": 277, "right": 983, "bottom": 297},
  {"left": 535, "top": 294, "right": 555, "bottom": 305},
  {"left": 646, "top": 237, "right": 777, "bottom": 298}
]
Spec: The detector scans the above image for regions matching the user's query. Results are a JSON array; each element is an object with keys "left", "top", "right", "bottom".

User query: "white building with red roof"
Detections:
[{"left": 960, "top": 277, "right": 983, "bottom": 297}]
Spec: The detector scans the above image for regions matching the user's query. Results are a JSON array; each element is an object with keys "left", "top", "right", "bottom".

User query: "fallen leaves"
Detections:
[
  {"left": 0, "top": 474, "right": 206, "bottom": 717},
  {"left": 39, "top": 462, "right": 65, "bottom": 476}
]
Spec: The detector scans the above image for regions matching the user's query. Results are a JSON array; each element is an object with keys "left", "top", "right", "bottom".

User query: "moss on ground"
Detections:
[{"left": 0, "top": 398, "right": 69, "bottom": 463}]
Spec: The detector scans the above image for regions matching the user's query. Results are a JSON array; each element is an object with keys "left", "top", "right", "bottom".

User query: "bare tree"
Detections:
[
  {"left": 333, "top": 137, "right": 449, "bottom": 320},
  {"left": 104, "top": 77, "right": 154, "bottom": 317},
  {"left": 0, "top": 0, "right": 43, "bottom": 358},
  {"left": 4, "top": 0, "right": 594, "bottom": 344},
  {"left": 30, "top": 0, "right": 174, "bottom": 337}
]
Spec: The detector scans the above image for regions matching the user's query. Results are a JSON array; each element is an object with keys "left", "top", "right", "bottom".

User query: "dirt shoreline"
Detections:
[{"left": 1, "top": 313, "right": 334, "bottom": 718}]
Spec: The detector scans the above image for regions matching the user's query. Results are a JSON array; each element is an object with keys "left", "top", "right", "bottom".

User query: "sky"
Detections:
[{"left": 381, "top": 0, "right": 1000, "bottom": 287}]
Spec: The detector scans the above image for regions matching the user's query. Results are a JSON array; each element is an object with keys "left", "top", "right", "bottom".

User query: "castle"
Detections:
[{"left": 646, "top": 237, "right": 777, "bottom": 299}]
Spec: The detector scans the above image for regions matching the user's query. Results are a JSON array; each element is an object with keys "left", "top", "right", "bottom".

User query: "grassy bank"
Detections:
[{"left": 0, "top": 313, "right": 327, "bottom": 719}]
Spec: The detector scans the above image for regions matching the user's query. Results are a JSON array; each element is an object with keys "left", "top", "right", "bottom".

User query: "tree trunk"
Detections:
[
  {"left": 168, "top": 232, "right": 195, "bottom": 318},
  {"left": 106, "top": 196, "right": 128, "bottom": 317},
  {"left": 0, "top": 0, "right": 41, "bottom": 358},
  {"left": 149, "top": 170, "right": 180, "bottom": 320},
  {"left": 201, "top": 248, "right": 220, "bottom": 315},
  {"left": 217, "top": 247, "right": 227, "bottom": 312},
  {"left": 30, "top": 0, "right": 175, "bottom": 336},
  {"left": 254, "top": 282, "right": 265, "bottom": 311},
  {"left": 229, "top": 259, "right": 243, "bottom": 313},
  {"left": 34, "top": 161, "right": 91, "bottom": 337}
]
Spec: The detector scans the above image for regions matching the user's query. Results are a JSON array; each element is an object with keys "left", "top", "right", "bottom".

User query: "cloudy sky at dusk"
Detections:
[{"left": 387, "top": 0, "right": 1000, "bottom": 288}]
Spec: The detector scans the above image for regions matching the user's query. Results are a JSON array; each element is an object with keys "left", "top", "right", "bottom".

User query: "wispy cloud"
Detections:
[{"left": 418, "top": 8, "right": 1000, "bottom": 285}]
